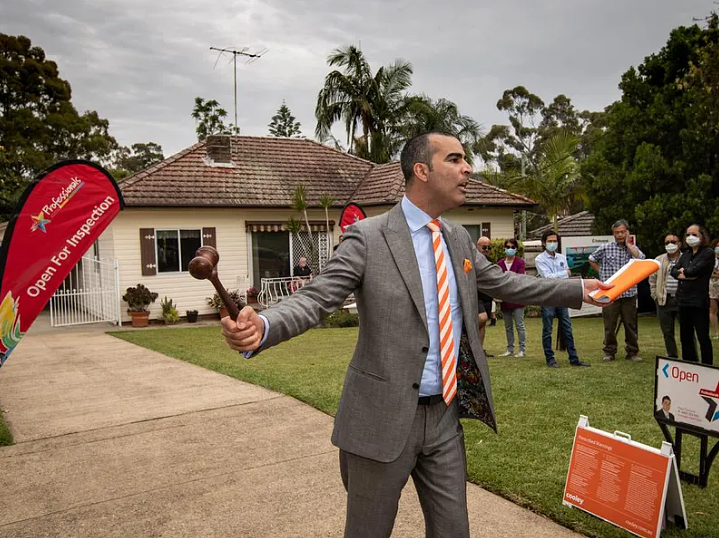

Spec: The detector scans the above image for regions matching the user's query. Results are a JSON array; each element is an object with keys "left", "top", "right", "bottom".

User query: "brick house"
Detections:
[{"left": 98, "top": 135, "right": 535, "bottom": 322}]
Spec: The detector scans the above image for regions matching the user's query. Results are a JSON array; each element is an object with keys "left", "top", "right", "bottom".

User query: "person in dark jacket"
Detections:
[{"left": 671, "top": 224, "right": 715, "bottom": 364}]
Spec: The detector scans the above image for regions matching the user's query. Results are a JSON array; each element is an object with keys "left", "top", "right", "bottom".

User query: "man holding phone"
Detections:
[{"left": 589, "top": 219, "right": 646, "bottom": 362}]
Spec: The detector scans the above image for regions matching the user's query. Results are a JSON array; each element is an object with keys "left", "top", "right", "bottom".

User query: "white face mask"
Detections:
[
  {"left": 546, "top": 242, "right": 558, "bottom": 252},
  {"left": 665, "top": 243, "right": 678, "bottom": 254},
  {"left": 686, "top": 235, "right": 701, "bottom": 247}
]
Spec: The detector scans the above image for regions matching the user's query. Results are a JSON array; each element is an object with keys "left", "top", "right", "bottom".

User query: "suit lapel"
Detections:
[{"left": 384, "top": 204, "right": 428, "bottom": 333}]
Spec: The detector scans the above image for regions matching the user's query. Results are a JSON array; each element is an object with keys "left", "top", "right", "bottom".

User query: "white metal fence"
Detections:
[
  {"left": 290, "top": 231, "right": 330, "bottom": 275},
  {"left": 49, "top": 256, "right": 121, "bottom": 327},
  {"left": 258, "top": 276, "right": 312, "bottom": 307}
]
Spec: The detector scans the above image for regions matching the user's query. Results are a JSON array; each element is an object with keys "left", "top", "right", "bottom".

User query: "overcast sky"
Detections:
[{"left": 2, "top": 0, "right": 714, "bottom": 157}]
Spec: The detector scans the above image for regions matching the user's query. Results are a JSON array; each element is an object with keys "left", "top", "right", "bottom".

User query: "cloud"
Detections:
[{"left": 0, "top": 0, "right": 712, "bottom": 156}]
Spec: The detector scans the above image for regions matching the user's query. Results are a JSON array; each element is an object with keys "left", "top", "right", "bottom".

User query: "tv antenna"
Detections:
[{"left": 209, "top": 46, "right": 269, "bottom": 130}]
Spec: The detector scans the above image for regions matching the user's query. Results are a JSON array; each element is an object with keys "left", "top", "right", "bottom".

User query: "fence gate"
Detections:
[{"left": 49, "top": 256, "right": 121, "bottom": 327}]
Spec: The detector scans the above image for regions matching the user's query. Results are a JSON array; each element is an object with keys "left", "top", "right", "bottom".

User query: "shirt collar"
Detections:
[{"left": 401, "top": 196, "right": 440, "bottom": 234}]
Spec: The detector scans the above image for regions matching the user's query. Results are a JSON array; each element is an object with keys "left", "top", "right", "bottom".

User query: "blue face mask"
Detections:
[
  {"left": 505, "top": 248, "right": 517, "bottom": 257},
  {"left": 546, "top": 242, "right": 558, "bottom": 252}
]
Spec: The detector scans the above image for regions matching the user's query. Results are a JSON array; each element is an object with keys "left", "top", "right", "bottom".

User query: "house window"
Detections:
[
  {"left": 251, "top": 232, "right": 290, "bottom": 284},
  {"left": 481, "top": 222, "right": 491, "bottom": 239},
  {"left": 463, "top": 225, "right": 481, "bottom": 244},
  {"left": 156, "top": 229, "right": 202, "bottom": 273}
]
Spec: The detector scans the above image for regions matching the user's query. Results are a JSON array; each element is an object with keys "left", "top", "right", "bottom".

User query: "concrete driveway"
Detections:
[{"left": 0, "top": 321, "right": 581, "bottom": 537}]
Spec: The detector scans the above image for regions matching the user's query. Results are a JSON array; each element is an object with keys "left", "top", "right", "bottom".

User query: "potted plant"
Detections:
[
  {"left": 246, "top": 286, "right": 260, "bottom": 304},
  {"left": 122, "top": 284, "right": 158, "bottom": 327},
  {"left": 207, "top": 289, "right": 243, "bottom": 319},
  {"left": 160, "top": 296, "right": 180, "bottom": 325},
  {"left": 186, "top": 309, "right": 198, "bottom": 323}
]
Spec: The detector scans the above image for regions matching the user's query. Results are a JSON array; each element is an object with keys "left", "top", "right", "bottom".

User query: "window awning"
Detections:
[{"left": 245, "top": 220, "right": 335, "bottom": 233}]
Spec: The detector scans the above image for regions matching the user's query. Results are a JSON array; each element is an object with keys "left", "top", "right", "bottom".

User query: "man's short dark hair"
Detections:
[
  {"left": 400, "top": 132, "right": 454, "bottom": 183},
  {"left": 612, "top": 219, "right": 629, "bottom": 230},
  {"left": 541, "top": 230, "right": 560, "bottom": 244},
  {"left": 662, "top": 395, "right": 671, "bottom": 403}
]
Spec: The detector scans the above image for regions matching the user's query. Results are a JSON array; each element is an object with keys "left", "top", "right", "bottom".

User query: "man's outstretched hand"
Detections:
[
  {"left": 221, "top": 306, "right": 264, "bottom": 353},
  {"left": 582, "top": 279, "right": 615, "bottom": 307}
]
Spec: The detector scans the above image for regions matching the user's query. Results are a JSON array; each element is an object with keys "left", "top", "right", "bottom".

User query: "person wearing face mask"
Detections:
[
  {"left": 710, "top": 239, "right": 719, "bottom": 339},
  {"left": 497, "top": 238, "right": 527, "bottom": 357},
  {"left": 588, "top": 219, "right": 646, "bottom": 363},
  {"left": 535, "top": 231, "right": 590, "bottom": 368},
  {"left": 649, "top": 234, "right": 683, "bottom": 358},
  {"left": 671, "top": 224, "right": 715, "bottom": 364}
]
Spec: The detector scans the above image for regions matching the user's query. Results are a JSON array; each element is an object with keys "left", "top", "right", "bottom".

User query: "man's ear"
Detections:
[{"left": 412, "top": 162, "right": 430, "bottom": 184}]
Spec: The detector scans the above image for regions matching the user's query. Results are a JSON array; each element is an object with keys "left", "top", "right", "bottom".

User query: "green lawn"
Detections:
[
  {"left": 111, "top": 317, "right": 719, "bottom": 538},
  {"left": 0, "top": 407, "right": 13, "bottom": 446}
]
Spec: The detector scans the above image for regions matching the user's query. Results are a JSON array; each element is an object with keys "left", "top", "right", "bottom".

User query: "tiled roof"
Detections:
[
  {"left": 118, "top": 136, "right": 536, "bottom": 208},
  {"left": 528, "top": 211, "right": 595, "bottom": 238}
]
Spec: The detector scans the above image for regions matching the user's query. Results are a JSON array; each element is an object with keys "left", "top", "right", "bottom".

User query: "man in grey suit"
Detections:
[{"left": 222, "top": 133, "right": 610, "bottom": 537}]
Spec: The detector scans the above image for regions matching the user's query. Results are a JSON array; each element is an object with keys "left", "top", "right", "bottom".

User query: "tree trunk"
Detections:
[{"left": 325, "top": 207, "right": 331, "bottom": 261}]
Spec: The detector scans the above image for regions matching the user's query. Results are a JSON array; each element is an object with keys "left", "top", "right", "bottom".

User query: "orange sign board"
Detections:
[
  {"left": 564, "top": 424, "right": 671, "bottom": 538},
  {"left": 589, "top": 258, "right": 660, "bottom": 303}
]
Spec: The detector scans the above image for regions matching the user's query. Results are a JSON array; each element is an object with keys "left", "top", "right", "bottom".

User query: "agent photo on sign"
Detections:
[{"left": 655, "top": 395, "right": 675, "bottom": 422}]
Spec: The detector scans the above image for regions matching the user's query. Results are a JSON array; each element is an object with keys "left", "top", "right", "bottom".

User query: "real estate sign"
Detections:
[
  {"left": 655, "top": 357, "right": 719, "bottom": 435},
  {"left": 564, "top": 416, "right": 686, "bottom": 538},
  {"left": 0, "top": 161, "right": 124, "bottom": 368}
]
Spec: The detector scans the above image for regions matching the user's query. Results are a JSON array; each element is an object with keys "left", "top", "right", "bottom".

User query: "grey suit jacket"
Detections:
[{"left": 261, "top": 203, "right": 583, "bottom": 462}]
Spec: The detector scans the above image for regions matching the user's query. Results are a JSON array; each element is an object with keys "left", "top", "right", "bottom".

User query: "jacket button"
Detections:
[
  {"left": 422, "top": 346, "right": 429, "bottom": 352},
  {"left": 412, "top": 383, "right": 420, "bottom": 389}
]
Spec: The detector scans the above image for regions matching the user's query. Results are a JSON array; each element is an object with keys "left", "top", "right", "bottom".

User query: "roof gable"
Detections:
[{"left": 528, "top": 211, "right": 595, "bottom": 238}]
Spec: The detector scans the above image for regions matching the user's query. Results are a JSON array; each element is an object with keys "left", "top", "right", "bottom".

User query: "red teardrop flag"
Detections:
[{"left": 0, "top": 160, "right": 124, "bottom": 368}]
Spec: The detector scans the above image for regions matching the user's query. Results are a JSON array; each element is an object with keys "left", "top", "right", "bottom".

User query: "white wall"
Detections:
[
  {"left": 360, "top": 204, "right": 516, "bottom": 239},
  {"left": 108, "top": 205, "right": 519, "bottom": 321},
  {"left": 108, "top": 207, "right": 335, "bottom": 322}
]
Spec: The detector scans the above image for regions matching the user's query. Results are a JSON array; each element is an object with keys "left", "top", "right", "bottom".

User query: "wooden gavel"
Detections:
[{"left": 188, "top": 246, "right": 240, "bottom": 320}]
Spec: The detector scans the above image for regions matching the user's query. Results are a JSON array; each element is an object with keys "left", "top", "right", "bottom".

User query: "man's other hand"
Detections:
[
  {"left": 582, "top": 279, "right": 614, "bottom": 307},
  {"left": 221, "top": 306, "right": 264, "bottom": 352}
]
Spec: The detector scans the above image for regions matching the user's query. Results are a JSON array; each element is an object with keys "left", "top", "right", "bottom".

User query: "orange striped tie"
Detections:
[{"left": 426, "top": 219, "right": 456, "bottom": 405}]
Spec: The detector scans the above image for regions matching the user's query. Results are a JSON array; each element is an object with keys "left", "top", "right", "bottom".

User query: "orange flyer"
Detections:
[
  {"left": 564, "top": 425, "right": 671, "bottom": 538},
  {"left": 589, "top": 259, "right": 660, "bottom": 303}
]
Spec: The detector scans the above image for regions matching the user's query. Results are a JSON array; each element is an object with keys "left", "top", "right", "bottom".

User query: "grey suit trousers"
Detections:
[{"left": 340, "top": 399, "right": 468, "bottom": 538}]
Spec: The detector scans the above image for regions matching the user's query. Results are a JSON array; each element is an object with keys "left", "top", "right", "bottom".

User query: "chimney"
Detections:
[{"left": 205, "top": 135, "right": 232, "bottom": 165}]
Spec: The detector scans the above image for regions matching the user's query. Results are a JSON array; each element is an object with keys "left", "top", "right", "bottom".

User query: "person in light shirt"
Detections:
[
  {"left": 649, "top": 234, "right": 683, "bottom": 358},
  {"left": 534, "top": 231, "right": 590, "bottom": 368},
  {"left": 588, "top": 219, "right": 646, "bottom": 363}
]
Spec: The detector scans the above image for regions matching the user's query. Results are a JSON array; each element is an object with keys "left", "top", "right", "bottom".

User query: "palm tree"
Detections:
[
  {"left": 284, "top": 217, "right": 304, "bottom": 276},
  {"left": 315, "top": 45, "right": 412, "bottom": 163},
  {"left": 292, "top": 185, "right": 314, "bottom": 257},
  {"left": 510, "top": 131, "right": 583, "bottom": 232},
  {"left": 319, "top": 194, "right": 335, "bottom": 260},
  {"left": 401, "top": 95, "right": 482, "bottom": 164},
  {"left": 191, "top": 97, "right": 235, "bottom": 141}
]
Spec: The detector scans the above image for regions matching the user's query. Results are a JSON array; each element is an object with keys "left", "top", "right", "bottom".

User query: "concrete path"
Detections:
[{"left": 0, "top": 321, "right": 582, "bottom": 537}]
